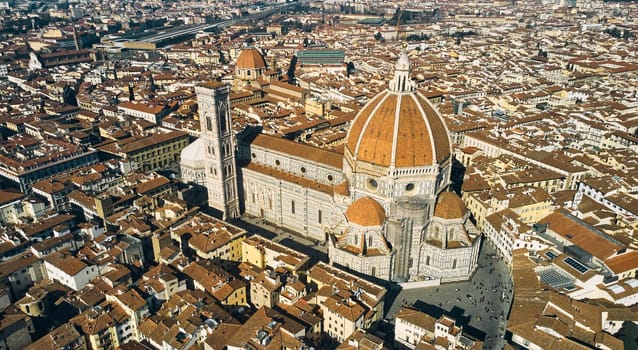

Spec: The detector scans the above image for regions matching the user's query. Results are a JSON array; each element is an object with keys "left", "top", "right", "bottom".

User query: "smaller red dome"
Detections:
[
  {"left": 236, "top": 48, "right": 267, "bottom": 70},
  {"left": 433, "top": 192, "right": 468, "bottom": 220},
  {"left": 346, "top": 197, "right": 385, "bottom": 226}
]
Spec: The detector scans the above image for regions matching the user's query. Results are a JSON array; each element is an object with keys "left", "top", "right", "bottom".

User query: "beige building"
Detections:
[
  {"left": 395, "top": 306, "right": 482, "bottom": 349},
  {"left": 308, "top": 262, "right": 386, "bottom": 343},
  {"left": 463, "top": 185, "right": 554, "bottom": 231},
  {"left": 170, "top": 212, "right": 246, "bottom": 269},
  {"left": 249, "top": 270, "right": 282, "bottom": 309}
]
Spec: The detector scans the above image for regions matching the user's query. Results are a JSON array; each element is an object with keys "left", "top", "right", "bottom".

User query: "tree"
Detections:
[
  {"left": 346, "top": 62, "right": 355, "bottom": 77},
  {"left": 406, "top": 33, "right": 429, "bottom": 42},
  {"left": 622, "top": 29, "right": 633, "bottom": 40},
  {"left": 63, "top": 86, "right": 77, "bottom": 106},
  {"left": 288, "top": 56, "right": 297, "bottom": 84},
  {"left": 605, "top": 27, "right": 622, "bottom": 39}
]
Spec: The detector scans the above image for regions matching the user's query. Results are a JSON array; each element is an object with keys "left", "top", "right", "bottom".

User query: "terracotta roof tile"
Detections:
[
  {"left": 252, "top": 134, "right": 342, "bottom": 169},
  {"left": 236, "top": 48, "right": 267, "bottom": 69},
  {"left": 540, "top": 211, "right": 622, "bottom": 261},
  {"left": 605, "top": 251, "right": 638, "bottom": 274},
  {"left": 345, "top": 197, "right": 385, "bottom": 226},
  {"left": 346, "top": 89, "right": 451, "bottom": 168},
  {"left": 433, "top": 192, "right": 468, "bottom": 220},
  {"left": 0, "top": 190, "right": 26, "bottom": 206}
]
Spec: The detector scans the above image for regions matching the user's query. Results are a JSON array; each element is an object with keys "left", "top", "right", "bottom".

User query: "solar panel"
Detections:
[
  {"left": 564, "top": 257, "right": 589, "bottom": 274},
  {"left": 545, "top": 251, "right": 557, "bottom": 260}
]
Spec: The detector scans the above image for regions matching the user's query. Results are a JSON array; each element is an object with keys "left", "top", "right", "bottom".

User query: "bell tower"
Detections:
[{"left": 195, "top": 82, "right": 240, "bottom": 220}]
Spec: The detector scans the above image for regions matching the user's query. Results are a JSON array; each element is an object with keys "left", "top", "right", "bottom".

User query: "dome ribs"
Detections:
[
  {"left": 396, "top": 95, "right": 432, "bottom": 167},
  {"left": 416, "top": 93, "right": 451, "bottom": 163},
  {"left": 344, "top": 83, "right": 451, "bottom": 169},
  {"left": 356, "top": 94, "right": 397, "bottom": 166}
]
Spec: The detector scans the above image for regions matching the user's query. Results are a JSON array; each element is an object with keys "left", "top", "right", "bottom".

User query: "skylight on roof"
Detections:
[
  {"left": 625, "top": 279, "right": 638, "bottom": 288},
  {"left": 608, "top": 284, "right": 625, "bottom": 295}
]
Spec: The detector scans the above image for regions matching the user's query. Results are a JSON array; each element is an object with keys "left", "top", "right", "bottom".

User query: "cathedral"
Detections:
[{"left": 181, "top": 48, "right": 481, "bottom": 283}]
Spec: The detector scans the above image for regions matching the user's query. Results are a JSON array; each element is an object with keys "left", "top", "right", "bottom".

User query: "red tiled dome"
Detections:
[
  {"left": 433, "top": 192, "right": 468, "bottom": 220},
  {"left": 345, "top": 50, "right": 451, "bottom": 168},
  {"left": 236, "top": 48, "right": 267, "bottom": 70},
  {"left": 346, "top": 197, "right": 385, "bottom": 226}
]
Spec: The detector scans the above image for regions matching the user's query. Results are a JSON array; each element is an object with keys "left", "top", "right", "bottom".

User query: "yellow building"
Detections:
[
  {"left": 307, "top": 262, "right": 386, "bottom": 343},
  {"left": 71, "top": 302, "right": 133, "bottom": 350},
  {"left": 463, "top": 186, "right": 553, "bottom": 230},
  {"left": 17, "top": 288, "right": 47, "bottom": 317},
  {"left": 241, "top": 235, "right": 309, "bottom": 275},
  {"left": 509, "top": 188, "right": 553, "bottom": 224},
  {"left": 215, "top": 281, "right": 248, "bottom": 307},
  {"left": 462, "top": 190, "right": 494, "bottom": 230},
  {"left": 98, "top": 131, "right": 189, "bottom": 172}
]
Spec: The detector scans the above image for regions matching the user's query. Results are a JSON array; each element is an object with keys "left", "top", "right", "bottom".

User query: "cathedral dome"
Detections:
[
  {"left": 433, "top": 191, "right": 468, "bottom": 220},
  {"left": 236, "top": 48, "right": 267, "bottom": 70},
  {"left": 345, "top": 50, "right": 451, "bottom": 168},
  {"left": 346, "top": 197, "right": 385, "bottom": 226}
]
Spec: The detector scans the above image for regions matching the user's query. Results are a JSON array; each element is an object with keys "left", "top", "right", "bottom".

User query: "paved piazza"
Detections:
[
  {"left": 238, "top": 214, "right": 512, "bottom": 348},
  {"left": 385, "top": 242, "right": 513, "bottom": 349}
]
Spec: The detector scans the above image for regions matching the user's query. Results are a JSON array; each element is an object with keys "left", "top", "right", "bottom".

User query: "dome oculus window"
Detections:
[
  {"left": 275, "top": 160, "right": 281, "bottom": 166},
  {"left": 300, "top": 167, "right": 306, "bottom": 173},
  {"left": 406, "top": 183, "right": 415, "bottom": 192},
  {"left": 367, "top": 178, "right": 379, "bottom": 192},
  {"left": 327, "top": 174, "right": 334, "bottom": 182}
]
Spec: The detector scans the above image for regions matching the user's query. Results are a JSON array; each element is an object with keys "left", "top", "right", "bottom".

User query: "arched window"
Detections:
[{"left": 206, "top": 116, "right": 212, "bottom": 131}]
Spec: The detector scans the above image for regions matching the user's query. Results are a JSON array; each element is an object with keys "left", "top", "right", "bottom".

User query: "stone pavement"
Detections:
[
  {"left": 385, "top": 242, "right": 513, "bottom": 349},
  {"left": 235, "top": 214, "right": 329, "bottom": 267}
]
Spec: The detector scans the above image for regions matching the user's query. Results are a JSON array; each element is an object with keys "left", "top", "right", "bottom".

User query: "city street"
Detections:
[{"left": 235, "top": 215, "right": 512, "bottom": 349}]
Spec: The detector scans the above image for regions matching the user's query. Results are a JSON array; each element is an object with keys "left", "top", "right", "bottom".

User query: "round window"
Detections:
[
  {"left": 367, "top": 178, "right": 379, "bottom": 192},
  {"left": 251, "top": 153, "right": 256, "bottom": 159},
  {"left": 406, "top": 183, "right": 415, "bottom": 192},
  {"left": 301, "top": 167, "right": 306, "bottom": 173},
  {"left": 275, "top": 160, "right": 280, "bottom": 166},
  {"left": 327, "top": 174, "right": 334, "bottom": 182}
]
